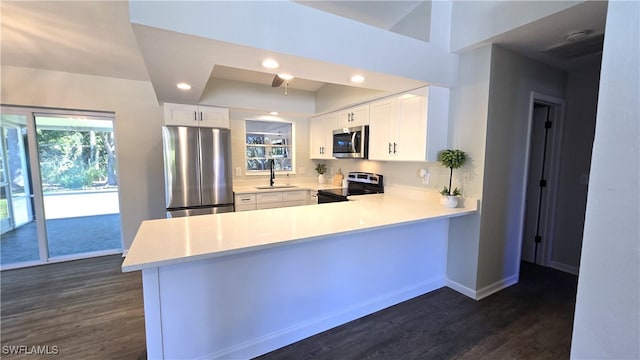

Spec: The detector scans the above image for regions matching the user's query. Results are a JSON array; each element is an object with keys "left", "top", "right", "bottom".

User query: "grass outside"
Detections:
[{"left": 0, "top": 199, "right": 7, "bottom": 219}]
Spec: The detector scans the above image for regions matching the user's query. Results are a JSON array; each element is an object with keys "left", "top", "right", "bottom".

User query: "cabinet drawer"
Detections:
[
  {"left": 283, "top": 200, "right": 307, "bottom": 208},
  {"left": 234, "top": 193, "right": 256, "bottom": 205},
  {"left": 282, "top": 190, "right": 308, "bottom": 202},
  {"left": 235, "top": 204, "right": 257, "bottom": 212},
  {"left": 256, "top": 192, "right": 283, "bottom": 204},
  {"left": 257, "top": 202, "right": 282, "bottom": 210}
]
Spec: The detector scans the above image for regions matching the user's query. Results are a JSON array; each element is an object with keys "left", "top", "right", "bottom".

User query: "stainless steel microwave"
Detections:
[{"left": 333, "top": 125, "right": 369, "bottom": 159}]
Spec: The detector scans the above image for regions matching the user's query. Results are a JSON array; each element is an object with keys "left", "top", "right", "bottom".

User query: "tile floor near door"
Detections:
[
  {"left": 0, "top": 255, "right": 577, "bottom": 360},
  {"left": 1, "top": 214, "right": 121, "bottom": 264}
]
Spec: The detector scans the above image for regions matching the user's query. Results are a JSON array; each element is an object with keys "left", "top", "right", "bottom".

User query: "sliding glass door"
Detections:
[{"left": 0, "top": 107, "right": 122, "bottom": 269}]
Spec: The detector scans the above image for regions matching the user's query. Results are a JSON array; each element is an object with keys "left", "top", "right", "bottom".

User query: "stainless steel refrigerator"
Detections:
[{"left": 162, "top": 126, "right": 234, "bottom": 218}]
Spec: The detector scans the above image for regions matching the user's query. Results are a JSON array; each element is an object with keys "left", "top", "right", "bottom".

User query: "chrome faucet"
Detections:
[{"left": 269, "top": 159, "right": 275, "bottom": 186}]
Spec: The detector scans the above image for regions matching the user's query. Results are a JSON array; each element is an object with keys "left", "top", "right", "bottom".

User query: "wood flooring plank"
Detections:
[
  {"left": 0, "top": 255, "right": 145, "bottom": 360},
  {"left": 256, "top": 263, "right": 578, "bottom": 360}
]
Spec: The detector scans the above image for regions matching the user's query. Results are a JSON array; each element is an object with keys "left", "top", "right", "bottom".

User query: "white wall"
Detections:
[
  {"left": 477, "top": 45, "right": 566, "bottom": 290},
  {"left": 314, "top": 84, "right": 390, "bottom": 115},
  {"left": 450, "top": 0, "right": 579, "bottom": 52},
  {"left": 129, "top": 1, "right": 459, "bottom": 87},
  {"left": 551, "top": 63, "right": 601, "bottom": 272},
  {"left": 0, "top": 66, "right": 165, "bottom": 251},
  {"left": 571, "top": 0, "right": 640, "bottom": 357},
  {"left": 444, "top": 44, "right": 492, "bottom": 295}
]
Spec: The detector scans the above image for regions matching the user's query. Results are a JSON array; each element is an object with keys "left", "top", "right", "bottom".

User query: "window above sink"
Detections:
[{"left": 245, "top": 119, "right": 295, "bottom": 175}]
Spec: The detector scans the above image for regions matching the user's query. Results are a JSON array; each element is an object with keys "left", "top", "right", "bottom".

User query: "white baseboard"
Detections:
[
  {"left": 201, "top": 276, "right": 446, "bottom": 360},
  {"left": 549, "top": 261, "right": 579, "bottom": 275},
  {"left": 476, "top": 274, "right": 519, "bottom": 300},
  {"left": 446, "top": 279, "right": 477, "bottom": 299},
  {"left": 447, "top": 274, "right": 519, "bottom": 301}
]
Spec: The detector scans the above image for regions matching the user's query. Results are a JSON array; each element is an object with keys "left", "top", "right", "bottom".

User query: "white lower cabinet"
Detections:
[
  {"left": 236, "top": 190, "right": 308, "bottom": 211},
  {"left": 234, "top": 193, "right": 256, "bottom": 212},
  {"left": 282, "top": 190, "right": 308, "bottom": 207}
]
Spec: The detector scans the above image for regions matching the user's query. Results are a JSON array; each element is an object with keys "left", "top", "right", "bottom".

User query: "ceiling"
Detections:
[
  {"left": 211, "top": 65, "right": 326, "bottom": 93},
  {"left": 1, "top": 1, "right": 607, "bottom": 104}
]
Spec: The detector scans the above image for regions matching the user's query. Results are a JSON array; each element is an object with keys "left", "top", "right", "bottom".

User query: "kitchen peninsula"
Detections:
[{"left": 122, "top": 189, "right": 477, "bottom": 359}]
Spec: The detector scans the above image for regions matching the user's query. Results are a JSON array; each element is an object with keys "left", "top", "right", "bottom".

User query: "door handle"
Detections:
[
  {"left": 351, "top": 132, "right": 358, "bottom": 153},
  {"left": 200, "top": 112, "right": 203, "bottom": 121},
  {"left": 194, "top": 111, "right": 197, "bottom": 121},
  {"left": 388, "top": 142, "right": 392, "bottom": 154},
  {"left": 393, "top": 142, "right": 397, "bottom": 153}
]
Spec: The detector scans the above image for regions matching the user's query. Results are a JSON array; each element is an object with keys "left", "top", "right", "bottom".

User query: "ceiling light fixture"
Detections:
[
  {"left": 270, "top": 111, "right": 279, "bottom": 116},
  {"left": 176, "top": 82, "right": 192, "bottom": 90},
  {"left": 350, "top": 75, "right": 365, "bottom": 83},
  {"left": 262, "top": 59, "right": 279, "bottom": 69},
  {"left": 566, "top": 31, "right": 589, "bottom": 42},
  {"left": 277, "top": 73, "right": 294, "bottom": 80}
]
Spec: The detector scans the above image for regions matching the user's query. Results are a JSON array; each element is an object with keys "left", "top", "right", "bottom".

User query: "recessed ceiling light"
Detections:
[
  {"left": 262, "top": 59, "right": 279, "bottom": 69},
  {"left": 176, "top": 82, "right": 191, "bottom": 90},
  {"left": 270, "top": 111, "right": 279, "bottom": 115},
  {"left": 350, "top": 75, "right": 365, "bottom": 83},
  {"left": 277, "top": 73, "right": 294, "bottom": 81}
]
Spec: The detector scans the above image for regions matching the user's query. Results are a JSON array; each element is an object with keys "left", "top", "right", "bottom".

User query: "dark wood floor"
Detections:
[
  {"left": 0, "top": 255, "right": 577, "bottom": 360},
  {"left": 257, "top": 262, "right": 578, "bottom": 360},
  {"left": 0, "top": 255, "right": 145, "bottom": 360}
]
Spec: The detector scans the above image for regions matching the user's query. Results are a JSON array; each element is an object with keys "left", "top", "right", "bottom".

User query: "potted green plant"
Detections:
[
  {"left": 438, "top": 149, "right": 467, "bottom": 208},
  {"left": 315, "top": 163, "right": 327, "bottom": 184}
]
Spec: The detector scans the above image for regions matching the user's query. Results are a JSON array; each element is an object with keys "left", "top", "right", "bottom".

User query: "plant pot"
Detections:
[
  {"left": 318, "top": 174, "right": 326, "bottom": 184},
  {"left": 440, "top": 195, "right": 458, "bottom": 208}
]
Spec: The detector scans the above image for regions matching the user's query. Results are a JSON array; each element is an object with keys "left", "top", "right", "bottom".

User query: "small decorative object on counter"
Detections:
[
  {"left": 333, "top": 168, "right": 344, "bottom": 186},
  {"left": 438, "top": 149, "right": 467, "bottom": 208},
  {"left": 315, "top": 163, "right": 327, "bottom": 184}
]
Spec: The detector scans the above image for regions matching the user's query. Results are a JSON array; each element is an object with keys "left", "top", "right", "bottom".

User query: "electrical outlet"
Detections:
[
  {"left": 463, "top": 171, "right": 471, "bottom": 183},
  {"left": 299, "top": 167, "right": 305, "bottom": 175},
  {"left": 419, "top": 169, "right": 429, "bottom": 185},
  {"left": 235, "top": 167, "right": 242, "bottom": 176}
]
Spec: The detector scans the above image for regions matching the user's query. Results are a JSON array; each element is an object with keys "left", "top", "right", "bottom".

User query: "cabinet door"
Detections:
[
  {"left": 199, "top": 105, "right": 230, "bottom": 128},
  {"left": 310, "top": 113, "right": 337, "bottom": 159},
  {"left": 282, "top": 190, "right": 308, "bottom": 202},
  {"left": 309, "top": 115, "right": 326, "bottom": 159},
  {"left": 368, "top": 98, "right": 395, "bottom": 161},
  {"left": 337, "top": 104, "right": 369, "bottom": 128},
  {"left": 235, "top": 204, "right": 257, "bottom": 212},
  {"left": 321, "top": 113, "right": 337, "bottom": 159},
  {"left": 256, "top": 192, "right": 283, "bottom": 204},
  {"left": 395, "top": 94, "right": 427, "bottom": 161},
  {"left": 164, "top": 103, "right": 199, "bottom": 127}
]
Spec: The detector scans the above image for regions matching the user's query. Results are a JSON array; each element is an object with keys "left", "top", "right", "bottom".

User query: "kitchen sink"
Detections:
[{"left": 254, "top": 185, "right": 298, "bottom": 190}]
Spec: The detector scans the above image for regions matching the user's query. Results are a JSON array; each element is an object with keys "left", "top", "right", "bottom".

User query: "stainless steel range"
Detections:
[{"left": 317, "top": 172, "right": 384, "bottom": 204}]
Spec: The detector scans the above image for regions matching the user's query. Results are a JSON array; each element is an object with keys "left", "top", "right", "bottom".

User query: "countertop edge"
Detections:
[{"left": 121, "top": 207, "right": 476, "bottom": 272}]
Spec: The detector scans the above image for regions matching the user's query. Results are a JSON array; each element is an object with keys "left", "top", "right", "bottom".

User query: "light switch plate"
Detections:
[{"left": 299, "top": 167, "right": 305, "bottom": 174}]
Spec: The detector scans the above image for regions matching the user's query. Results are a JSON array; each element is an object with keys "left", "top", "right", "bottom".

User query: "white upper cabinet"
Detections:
[
  {"left": 337, "top": 104, "right": 369, "bottom": 128},
  {"left": 164, "top": 103, "right": 230, "bottom": 128},
  {"left": 368, "top": 97, "right": 397, "bottom": 160},
  {"left": 310, "top": 112, "right": 337, "bottom": 159},
  {"left": 368, "top": 86, "right": 449, "bottom": 162}
]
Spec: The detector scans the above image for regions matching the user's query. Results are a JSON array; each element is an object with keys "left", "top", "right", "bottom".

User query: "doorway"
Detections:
[
  {"left": 521, "top": 93, "right": 565, "bottom": 267},
  {"left": 0, "top": 106, "right": 122, "bottom": 269}
]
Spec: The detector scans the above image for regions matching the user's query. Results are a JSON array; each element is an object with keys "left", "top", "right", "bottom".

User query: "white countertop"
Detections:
[{"left": 121, "top": 192, "right": 477, "bottom": 272}]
